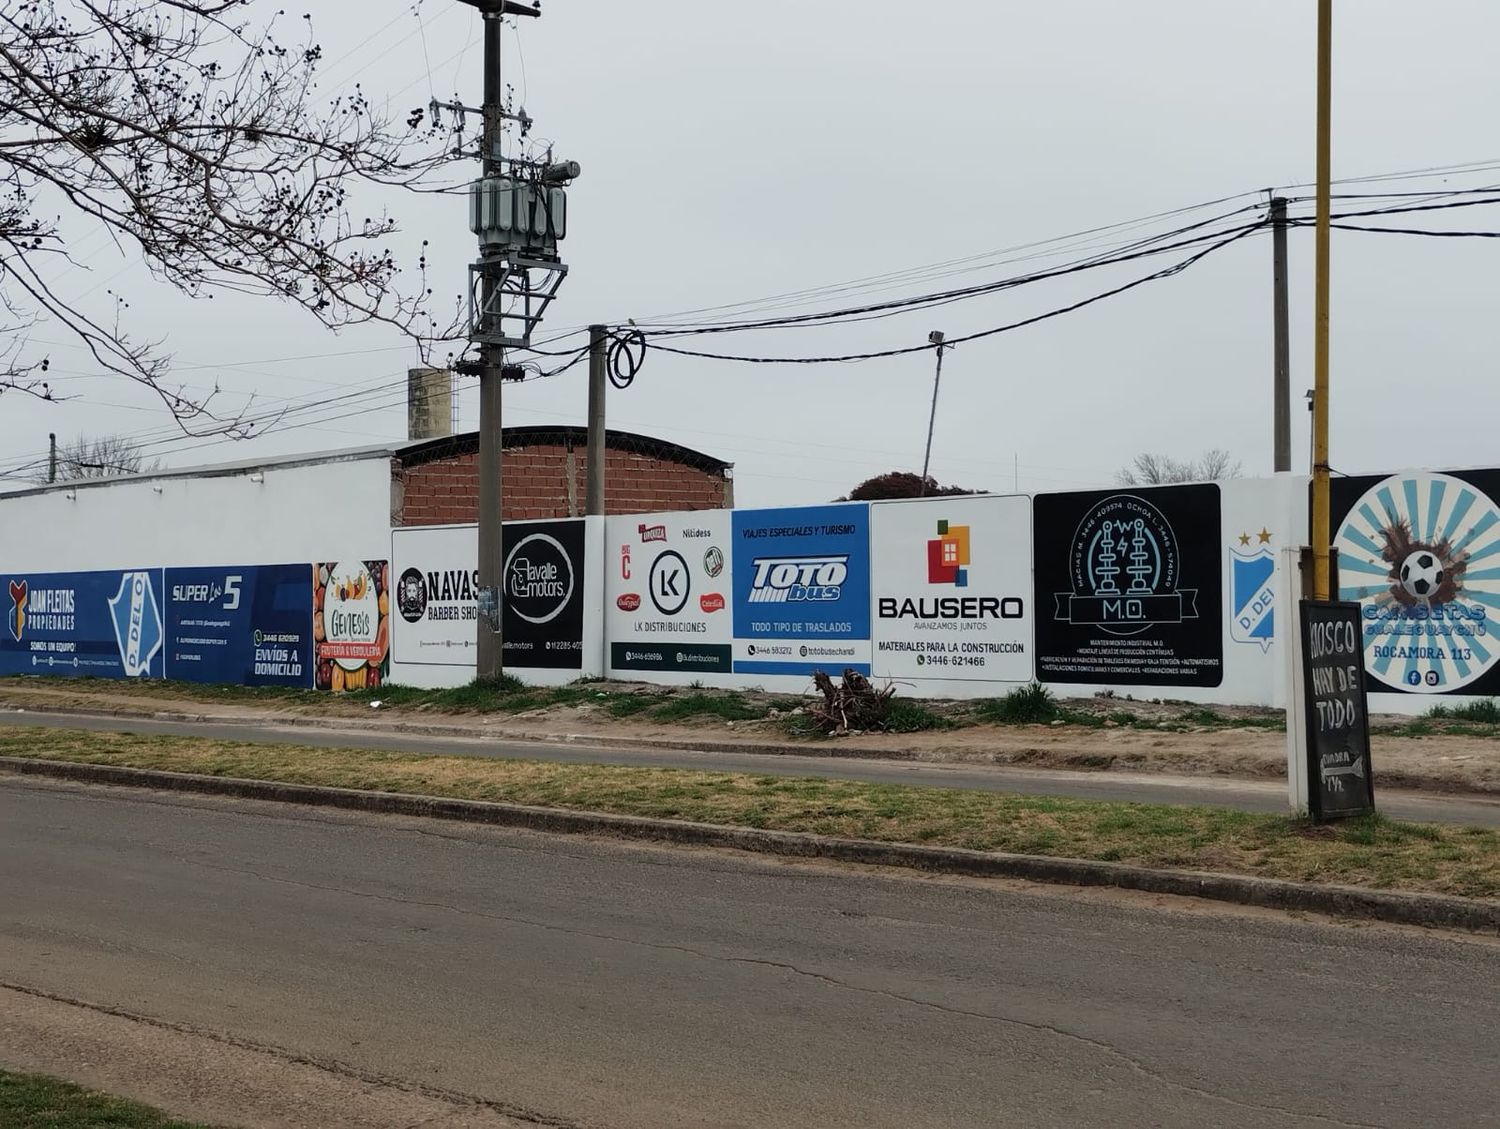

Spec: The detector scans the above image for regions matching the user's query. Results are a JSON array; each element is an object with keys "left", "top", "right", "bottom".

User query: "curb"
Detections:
[{"left": 3, "top": 755, "right": 1496, "bottom": 935}]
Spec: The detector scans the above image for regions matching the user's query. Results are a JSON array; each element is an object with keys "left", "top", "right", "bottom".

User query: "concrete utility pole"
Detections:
[
  {"left": 474, "top": 4, "right": 511, "bottom": 682},
  {"left": 1310, "top": 0, "right": 1334, "bottom": 599},
  {"left": 450, "top": 0, "right": 573, "bottom": 682},
  {"left": 920, "top": 331, "right": 948, "bottom": 494},
  {"left": 1271, "top": 196, "right": 1292, "bottom": 474},
  {"left": 585, "top": 324, "right": 607, "bottom": 515},
  {"left": 48, "top": 432, "right": 56, "bottom": 484}
]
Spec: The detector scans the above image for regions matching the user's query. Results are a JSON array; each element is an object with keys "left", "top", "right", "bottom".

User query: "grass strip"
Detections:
[
  {"left": 7, "top": 676, "right": 1500, "bottom": 739},
  {"left": 2, "top": 726, "right": 1497, "bottom": 900},
  {"left": 0, "top": 1069, "right": 221, "bottom": 1128}
]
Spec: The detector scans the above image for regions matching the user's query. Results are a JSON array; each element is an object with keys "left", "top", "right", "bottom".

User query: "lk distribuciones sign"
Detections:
[{"left": 607, "top": 510, "right": 733, "bottom": 674}]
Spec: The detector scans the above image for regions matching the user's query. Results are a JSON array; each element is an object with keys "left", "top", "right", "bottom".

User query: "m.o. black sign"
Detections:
[{"left": 1299, "top": 601, "right": 1375, "bottom": 820}]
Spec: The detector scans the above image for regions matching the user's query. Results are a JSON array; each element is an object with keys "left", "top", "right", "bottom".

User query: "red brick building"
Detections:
[{"left": 392, "top": 425, "right": 733, "bottom": 527}]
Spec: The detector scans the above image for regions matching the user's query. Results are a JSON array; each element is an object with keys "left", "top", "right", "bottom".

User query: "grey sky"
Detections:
[{"left": 4, "top": 1, "right": 1499, "bottom": 505}]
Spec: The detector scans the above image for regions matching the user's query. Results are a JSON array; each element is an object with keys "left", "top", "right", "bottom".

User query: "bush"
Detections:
[
  {"left": 1427, "top": 699, "right": 1500, "bottom": 724},
  {"left": 883, "top": 700, "right": 953, "bottom": 734},
  {"left": 979, "top": 682, "right": 1058, "bottom": 724}
]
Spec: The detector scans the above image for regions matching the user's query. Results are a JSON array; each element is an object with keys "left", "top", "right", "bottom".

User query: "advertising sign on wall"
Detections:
[
  {"left": 314, "top": 560, "right": 390, "bottom": 692},
  {"left": 1, "top": 569, "right": 166, "bottom": 679},
  {"left": 391, "top": 525, "right": 479, "bottom": 668},
  {"left": 607, "top": 511, "right": 732, "bottom": 674},
  {"left": 870, "top": 496, "right": 1034, "bottom": 683},
  {"left": 503, "top": 519, "right": 587, "bottom": 670},
  {"left": 1299, "top": 600, "right": 1375, "bottom": 819},
  {"left": 1332, "top": 469, "right": 1500, "bottom": 695},
  {"left": 164, "top": 565, "right": 313, "bottom": 687},
  {"left": 1033, "top": 485, "right": 1223, "bottom": 687},
  {"left": 731, "top": 503, "right": 871, "bottom": 677}
]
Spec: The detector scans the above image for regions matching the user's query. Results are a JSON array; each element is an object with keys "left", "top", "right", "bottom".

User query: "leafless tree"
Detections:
[
  {"left": 47, "top": 431, "right": 161, "bottom": 479},
  {"left": 1116, "top": 449, "right": 1243, "bottom": 486},
  {"left": 0, "top": 0, "right": 456, "bottom": 436}
]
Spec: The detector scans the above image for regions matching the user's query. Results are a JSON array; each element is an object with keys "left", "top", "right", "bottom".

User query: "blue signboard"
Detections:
[
  {"left": 164, "top": 565, "right": 314, "bottom": 687},
  {"left": 731, "top": 503, "right": 872, "bottom": 676},
  {"left": 1, "top": 569, "right": 166, "bottom": 679}
]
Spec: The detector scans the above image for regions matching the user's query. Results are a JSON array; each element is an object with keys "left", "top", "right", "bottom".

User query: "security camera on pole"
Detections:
[{"left": 444, "top": 0, "right": 579, "bottom": 682}]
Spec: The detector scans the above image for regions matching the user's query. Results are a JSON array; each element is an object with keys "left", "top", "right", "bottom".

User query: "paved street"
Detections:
[
  {"left": 7, "top": 707, "right": 1500, "bottom": 827},
  {"left": 2, "top": 776, "right": 1498, "bottom": 1128}
]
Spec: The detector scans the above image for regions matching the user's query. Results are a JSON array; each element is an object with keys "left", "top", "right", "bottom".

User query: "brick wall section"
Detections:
[{"left": 394, "top": 442, "right": 728, "bottom": 526}]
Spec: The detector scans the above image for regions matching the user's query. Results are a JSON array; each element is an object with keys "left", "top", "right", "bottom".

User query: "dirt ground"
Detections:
[
  {"left": 0, "top": 985, "right": 536, "bottom": 1129},
  {"left": 1, "top": 680, "right": 1498, "bottom": 794}
]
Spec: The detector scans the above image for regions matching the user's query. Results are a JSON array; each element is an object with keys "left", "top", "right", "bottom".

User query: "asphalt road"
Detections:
[
  {"left": 7, "top": 707, "right": 1500, "bottom": 826},
  {"left": 3, "top": 777, "right": 1498, "bottom": 1128}
]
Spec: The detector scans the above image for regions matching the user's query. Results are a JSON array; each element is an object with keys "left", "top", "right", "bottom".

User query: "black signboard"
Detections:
[
  {"left": 502, "top": 520, "right": 585, "bottom": 670},
  {"left": 1329, "top": 468, "right": 1500, "bottom": 698},
  {"left": 1033, "top": 484, "right": 1223, "bottom": 687},
  {"left": 1299, "top": 600, "right": 1375, "bottom": 820}
]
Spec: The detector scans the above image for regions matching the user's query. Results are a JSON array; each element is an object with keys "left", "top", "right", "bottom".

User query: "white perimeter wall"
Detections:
[
  {"left": 0, "top": 457, "right": 392, "bottom": 572},
  {"left": 0, "top": 461, "right": 1483, "bottom": 713}
]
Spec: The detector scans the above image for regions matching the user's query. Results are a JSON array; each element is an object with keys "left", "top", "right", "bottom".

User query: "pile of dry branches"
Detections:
[{"left": 809, "top": 668, "right": 896, "bottom": 736}]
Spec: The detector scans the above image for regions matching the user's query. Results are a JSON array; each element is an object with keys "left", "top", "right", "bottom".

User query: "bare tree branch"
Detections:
[
  {"left": 0, "top": 0, "right": 461, "bottom": 435},
  {"left": 1116, "top": 449, "right": 1243, "bottom": 486},
  {"left": 45, "top": 430, "right": 161, "bottom": 480}
]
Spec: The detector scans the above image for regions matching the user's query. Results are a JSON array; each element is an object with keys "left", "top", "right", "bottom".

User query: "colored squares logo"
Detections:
[{"left": 927, "top": 521, "right": 970, "bottom": 586}]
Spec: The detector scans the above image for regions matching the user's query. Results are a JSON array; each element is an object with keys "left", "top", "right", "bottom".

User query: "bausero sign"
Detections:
[
  {"left": 731, "top": 503, "right": 871, "bottom": 676},
  {"left": 871, "top": 495, "right": 1034, "bottom": 683},
  {"left": 607, "top": 511, "right": 732, "bottom": 674},
  {"left": 503, "top": 519, "right": 585, "bottom": 669}
]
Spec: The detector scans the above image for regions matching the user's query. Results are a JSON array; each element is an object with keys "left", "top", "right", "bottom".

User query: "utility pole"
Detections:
[
  {"left": 474, "top": 3, "right": 511, "bottom": 682},
  {"left": 1310, "top": 0, "right": 1333, "bottom": 600},
  {"left": 48, "top": 432, "right": 56, "bottom": 484},
  {"left": 450, "top": 0, "right": 574, "bottom": 682},
  {"left": 920, "top": 331, "right": 948, "bottom": 494},
  {"left": 585, "top": 324, "right": 607, "bottom": 515},
  {"left": 1271, "top": 196, "right": 1292, "bottom": 473}
]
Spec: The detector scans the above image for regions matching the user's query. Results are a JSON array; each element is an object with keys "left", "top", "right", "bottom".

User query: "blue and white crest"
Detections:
[
  {"left": 1229, "top": 547, "right": 1275, "bottom": 651},
  {"left": 108, "top": 571, "right": 163, "bottom": 678}
]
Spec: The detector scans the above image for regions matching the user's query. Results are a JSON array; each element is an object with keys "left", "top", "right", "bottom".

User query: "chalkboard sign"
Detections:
[{"left": 1299, "top": 601, "right": 1375, "bottom": 820}]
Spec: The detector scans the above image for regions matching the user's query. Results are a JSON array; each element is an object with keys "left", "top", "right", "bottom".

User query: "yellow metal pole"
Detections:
[{"left": 1311, "top": 0, "right": 1333, "bottom": 600}]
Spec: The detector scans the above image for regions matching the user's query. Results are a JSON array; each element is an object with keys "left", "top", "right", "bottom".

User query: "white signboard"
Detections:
[
  {"left": 391, "top": 524, "right": 479, "bottom": 668},
  {"left": 871, "top": 495, "right": 1034, "bottom": 684},
  {"left": 606, "top": 510, "right": 733, "bottom": 679}
]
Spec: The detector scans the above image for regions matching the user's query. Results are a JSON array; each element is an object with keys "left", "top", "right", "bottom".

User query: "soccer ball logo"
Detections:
[{"left": 1400, "top": 551, "right": 1445, "bottom": 600}]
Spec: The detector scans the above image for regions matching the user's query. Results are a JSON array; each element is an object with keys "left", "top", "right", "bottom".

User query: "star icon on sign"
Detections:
[
  {"left": 1238, "top": 532, "right": 1251, "bottom": 547},
  {"left": 1258, "top": 528, "right": 1273, "bottom": 544}
]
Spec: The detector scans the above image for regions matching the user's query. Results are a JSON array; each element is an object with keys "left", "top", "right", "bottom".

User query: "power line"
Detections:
[
  {"left": 645, "top": 222, "right": 1265, "bottom": 365},
  {"left": 636, "top": 206, "right": 1267, "bottom": 339}
]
